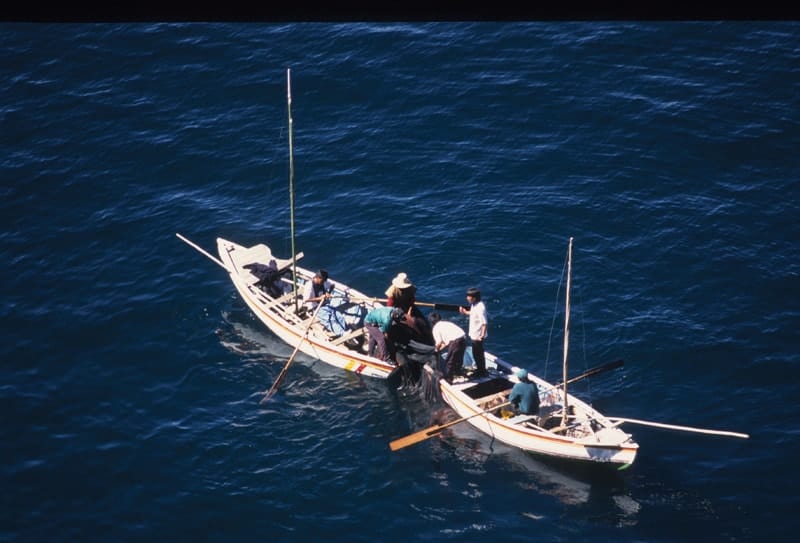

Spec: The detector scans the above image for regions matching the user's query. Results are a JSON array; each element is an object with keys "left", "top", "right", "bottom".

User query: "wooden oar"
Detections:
[
  {"left": 176, "top": 233, "right": 232, "bottom": 272},
  {"left": 536, "top": 359, "right": 624, "bottom": 396},
  {"left": 345, "top": 295, "right": 463, "bottom": 312},
  {"left": 607, "top": 417, "right": 749, "bottom": 439},
  {"left": 260, "top": 301, "right": 326, "bottom": 403},
  {"left": 389, "top": 401, "right": 513, "bottom": 452},
  {"left": 389, "top": 359, "right": 624, "bottom": 452},
  {"left": 419, "top": 301, "right": 464, "bottom": 312}
]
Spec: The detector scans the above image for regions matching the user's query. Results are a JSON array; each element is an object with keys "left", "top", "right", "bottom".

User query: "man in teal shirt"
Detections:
[
  {"left": 365, "top": 307, "right": 403, "bottom": 362},
  {"left": 508, "top": 369, "right": 539, "bottom": 415}
]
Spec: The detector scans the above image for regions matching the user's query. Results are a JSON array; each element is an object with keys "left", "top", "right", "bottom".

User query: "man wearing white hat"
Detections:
[{"left": 385, "top": 272, "right": 416, "bottom": 313}]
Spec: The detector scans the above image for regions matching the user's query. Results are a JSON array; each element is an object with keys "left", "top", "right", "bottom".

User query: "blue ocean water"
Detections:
[{"left": 2, "top": 22, "right": 799, "bottom": 542}]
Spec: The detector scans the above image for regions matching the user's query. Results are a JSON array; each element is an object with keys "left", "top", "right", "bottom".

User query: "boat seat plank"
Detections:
[
  {"left": 504, "top": 414, "right": 536, "bottom": 425},
  {"left": 331, "top": 327, "right": 366, "bottom": 346}
]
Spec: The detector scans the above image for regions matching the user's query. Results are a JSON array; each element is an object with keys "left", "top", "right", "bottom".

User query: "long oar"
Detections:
[
  {"left": 607, "top": 417, "right": 749, "bottom": 439},
  {"left": 418, "top": 301, "right": 464, "bottom": 312},
  {"left": 176, "top": 233, "right": 232, "bottom": 272},
  {"left": 346, "top": 295, "right": 463, "bottom": 312},
  {"left": 539, "top": 358, "right": 623, "bottom": 395},
  {"left": 260, "top": 301, "right": 326, "bottom": 403},
  {"left": 389, "top": 359, "right": 624, "bottom": 452}
]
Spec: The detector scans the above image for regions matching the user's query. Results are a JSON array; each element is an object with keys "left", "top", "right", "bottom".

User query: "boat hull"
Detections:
[{"left": 436, "top": 352, "right": 639, "bottom": 466}]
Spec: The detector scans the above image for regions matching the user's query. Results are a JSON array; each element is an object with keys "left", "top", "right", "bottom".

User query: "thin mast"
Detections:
[
  {"left": 287, "top": 68, "right": 298, "bottom": 311},
  {"left": 561, "top": 237, "right": 573, "bottom": 427}
]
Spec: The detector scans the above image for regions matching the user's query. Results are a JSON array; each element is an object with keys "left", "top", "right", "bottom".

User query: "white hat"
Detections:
[{"left": 391, "top": 272, "right": 413, "bottom": 289}]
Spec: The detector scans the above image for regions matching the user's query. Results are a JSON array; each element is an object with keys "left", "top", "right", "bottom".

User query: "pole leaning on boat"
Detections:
[{"left": 287, "top": 67, "right": 299, "bottom": 313}]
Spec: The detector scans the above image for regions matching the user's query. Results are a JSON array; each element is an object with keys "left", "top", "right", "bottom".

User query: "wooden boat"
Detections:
[
  {"left": 392, "top": 237, "right": 749, "bottom": 465},
  {"left": 177, "top": 69, "right": 434, "bottom": 388},
  {"left": 223, "top": 236, "right": 434, "bottom": 380},
  {"left": 432, "top": 352, "right": 640, "bottom": 465},
  {"left": 398, "top": 238, "right": 640, "bottom": 466}
]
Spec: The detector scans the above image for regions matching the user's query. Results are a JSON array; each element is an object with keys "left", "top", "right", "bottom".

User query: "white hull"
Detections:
[
  {"left": 217, "top": 237, "right": 398, "bottom": 379},
  {"left": 436, "top": 352, "right": 639, "bottom": 466}
]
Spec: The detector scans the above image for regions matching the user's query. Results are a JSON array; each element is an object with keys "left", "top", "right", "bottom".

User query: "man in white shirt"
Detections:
[
  {"left": 459, "top": 287, "right": 488, "bottom": 378},
  {"left": 429, "top": 312, "right": 466, "bottom": 383}
]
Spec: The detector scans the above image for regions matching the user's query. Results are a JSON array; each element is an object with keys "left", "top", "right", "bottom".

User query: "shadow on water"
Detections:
[
  {"left": 393, "top": 382, "right": 641, "bottom": 516},
  {"left": 215, "top": 307, "right": 393, "bottom": 398}
]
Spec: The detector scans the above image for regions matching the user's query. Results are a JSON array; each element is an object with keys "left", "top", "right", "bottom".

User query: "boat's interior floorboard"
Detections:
[{"left": 462, "top": 377, "right": 512, "bottom": 399}]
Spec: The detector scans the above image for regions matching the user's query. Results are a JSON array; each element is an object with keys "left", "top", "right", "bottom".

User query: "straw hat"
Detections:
[{"left": 391, "top": 272, "right": 413, "bottom": 289}]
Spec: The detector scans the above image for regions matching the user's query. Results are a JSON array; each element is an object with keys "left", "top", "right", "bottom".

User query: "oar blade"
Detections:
[{"left": 389, "top": 426, "right": 445, "bottom": 451}]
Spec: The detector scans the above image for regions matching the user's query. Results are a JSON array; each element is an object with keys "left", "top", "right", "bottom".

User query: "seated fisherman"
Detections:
[
  {"left": 508, "top": 369, "right": 540, "bottom": 415},
  {"left": 302, "top": 269, "right": 334, "bottom": 311}
]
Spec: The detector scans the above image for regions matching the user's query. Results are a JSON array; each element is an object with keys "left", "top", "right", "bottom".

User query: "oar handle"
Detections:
[
  {"left": 419, "top": 302, "right": 465, "bottom": 312},
  {"left": 176, "top": 233, "right": 231, "bottom": 272},
  {"left": 607, "top": 417, "right": 750, "bottom": 439},
  {"left": 345, "top": 296, "right": 464, "bottom": 312}
]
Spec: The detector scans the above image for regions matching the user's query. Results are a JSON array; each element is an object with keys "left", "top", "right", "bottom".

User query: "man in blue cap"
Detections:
[{"left": 508, "top": 369, "right": 539, "bottom": 415}]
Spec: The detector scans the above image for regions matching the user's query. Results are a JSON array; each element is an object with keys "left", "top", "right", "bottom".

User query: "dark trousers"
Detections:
[
  {"left": 366, "top": 324, "right": 394, "bottom": 361},
  {"left": 471, "top": 339, "right": 486, "bottom": 372},
  {"left": 442, "top": 337, "right": 466, "bottom": 380}
]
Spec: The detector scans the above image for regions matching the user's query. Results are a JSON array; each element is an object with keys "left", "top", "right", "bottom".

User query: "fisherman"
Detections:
[
  {"left": 384, "top": 271, "right": 434, "bottom": 347},
  {"left": 459, "top": 287, "right": 488, "bottom": 377},
  {"left": 428, "top": 312, "right": 466, "bottom": 383},
  {"left": 508, "top": 369, "right": 539, "bottom": 416},
  {"left": 302, "top": 269, "right": 334, "bottom": 311},
  {"left": 385, "top": 272, "right": 417, "bottom": 312},
  {"left": 364, "top": 306, "right": 404, "bottom": 362}
]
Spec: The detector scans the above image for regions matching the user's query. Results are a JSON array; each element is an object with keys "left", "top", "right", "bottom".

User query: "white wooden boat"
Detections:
[
  {"left": 393, "top": 237, "right": 749, "bottom": 465},
  {"left": 433, "top": 352, "right": 639, "bottom": 466},
  {"left": 217, "top": 236, "right": 430, "bottom": 381},
  {"left": 400, "top": 238, "right": 640, "bottom": 466}
]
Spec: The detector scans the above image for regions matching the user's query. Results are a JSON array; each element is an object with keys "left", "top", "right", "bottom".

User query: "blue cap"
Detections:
[{"left": 516, "top": 369, "right": 528, "bottom": 380}]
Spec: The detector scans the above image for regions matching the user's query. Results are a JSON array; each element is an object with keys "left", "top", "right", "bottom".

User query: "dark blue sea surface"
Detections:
[{"left": 2, "top": 22, "right": 799, "bottom": 542}]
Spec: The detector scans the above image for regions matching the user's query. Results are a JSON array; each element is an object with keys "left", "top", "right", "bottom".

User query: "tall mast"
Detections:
[
  {"left": 561, "top": 237, "right": 573, "bottom": 427},
  {"left": 287, "top": 68, "right": 298, "bottom": 311}
]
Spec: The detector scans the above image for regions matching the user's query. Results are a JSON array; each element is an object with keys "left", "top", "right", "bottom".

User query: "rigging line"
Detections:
[
  {"left": 577, "top": 281, "right": 595, "bottom": 403},
  {"left": 544, "top": 249, "right": 569, "bottom": 381},
  {"left": 487, "top": 407, "right": 497, "bottom": 453}
]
